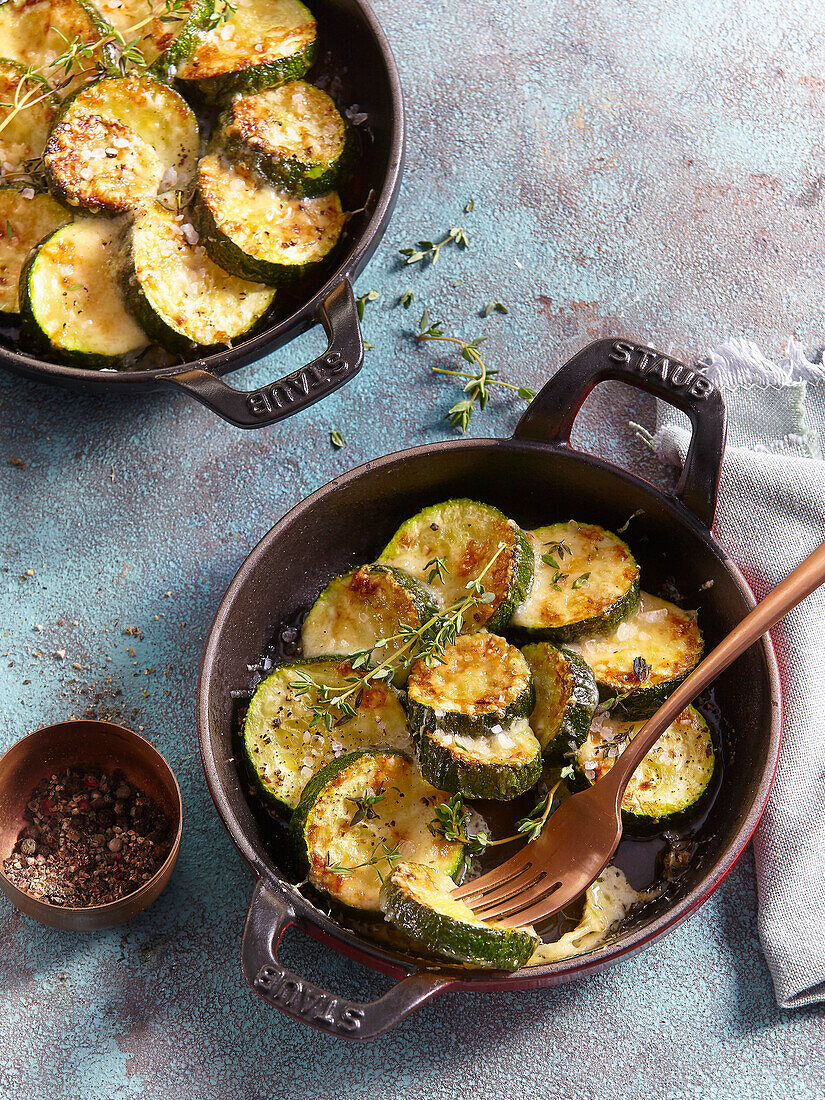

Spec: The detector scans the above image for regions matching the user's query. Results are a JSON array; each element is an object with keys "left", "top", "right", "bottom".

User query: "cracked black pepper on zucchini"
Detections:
[{"left": 235, "top": 499, "right": 718, "bottom": 971}]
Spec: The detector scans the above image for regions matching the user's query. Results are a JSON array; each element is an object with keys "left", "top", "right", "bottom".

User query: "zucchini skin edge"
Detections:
[
  {"left": 514, "top": 575, "right": 641, "bottom": 644},
  {"left": 415, "top": 727, "right": 543, "bottom": 802},
  {"left": 379, "top": 868, "right": 538, "bottom": 971},
  {"left": 177, "top": 41, "right": 317, "bottom": 102}
]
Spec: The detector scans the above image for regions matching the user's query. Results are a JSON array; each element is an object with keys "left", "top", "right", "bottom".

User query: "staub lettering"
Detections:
[
  {"left": 255, "top": 965, "right": 365, "bottom": 1032},
  {"left": 608, "top": 340, "right": 713, "bottom": 400},
  {"left": 246, "top": 353, "right": 350, "bottom": 417}
]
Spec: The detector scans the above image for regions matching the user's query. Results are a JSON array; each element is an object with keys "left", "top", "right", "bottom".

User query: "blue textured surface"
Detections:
[{"left": 2, "top": 0, "right": 825, "bottom": 1094}]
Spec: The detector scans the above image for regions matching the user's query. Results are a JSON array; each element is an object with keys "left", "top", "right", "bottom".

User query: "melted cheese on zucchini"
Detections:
[
  {"left": 568, "top": 591, "right": 703, "bottom": 691},
  {"left": 512, "top": 521, "right": 639, "bottom": 632},
  {"left": 577, "top": 706, "right": 714, "bottom": 819},
  {"left": 379, "top": 499, "right": 530, "bottom": 631},
  {"left": 197, "top": 154, "right": 344, "bottom": 266},
  {"left": 177, "top": 0, "right": 315, "bottom": 80},
  {"left": 225, "top": 81, "right": 346, "bottom": 165},
  {"left": 95, "top": 0, "right": 204, "bottom": 65},
  {"left": 390, "top": 863, "right": 493, "bottom": 927},
  {"left": 429, "top": 719, "right": 540, "bottom": 767},
  {"left": 301, "top": 565, "right": 434, "bottom": 685},
  {"left": 0, "top": 62, "right": 57, "bottom": 173},
  {"left": 26, "top": 219, "right": 148, "bottom": 357},
  {"left": 408, "top": 633, "right": 531, "bottom": 718},
  {"left": 529, "top": 866, "right": 638, "bottom": 964},
  {"left": 0, "top": 190, "right": 70, "bottom": 312},
  {"left": 303, "top": 752, "right": 462, "bottom": 911},
  {"left": 243, "top": 658, "right": 411, "bottom": 810},
  {"left": 0, "top": 0, "right": 104, "bottom": 74},
  {"left": 45, "top": 77, "right": 199, "bottom": 212},
  {"left": 130, "top": 202, "right": 275, "bottom": 345}
]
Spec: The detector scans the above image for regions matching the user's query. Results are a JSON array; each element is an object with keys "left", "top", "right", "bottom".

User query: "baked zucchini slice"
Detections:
[
  {"left": 290, "top": 750, "right": 464, "bottom": 914},
  {"left": 522, "top": 642, "right": 599, "bottom": 762},
  {"left": 407, "top": 633, "right": 535, "bottom": 737},
  {"left": 124, "top": 201, "right": 275, "bottom": 351},
  {"left": 301, "top": 564, "right": 438, "bottom": 687},
  {"left": 511, "top": 521, "right": 640, "bottom": 642},
  {"left": 0, "top": 0, "right": 113, "bottom": 76},
  {"left": 0, "top": 189, "right": 70, "bottom": 313},
  {"left": 176, "top": 0, "right": 317, "bottom": 100},
  {"left": 380, "top": 862, "right": 539, "bottom": 971},
  {"left": 0, "top": 60, "right": 58, "bottom": 175},
  {"left": 574, "top": 705, "right": 715, "bottom": 831},
  {"left": 242, "top": 657, "right": 411, "bottom": 813},
  {"left": 215, "top": 81, "right": 355, "bottom": 197},
  {"left": 20, "top": 218, "right": 149, "bottom": 368},
  {"left": 194, "top": 154, "right": 344, "bottom": 285},
  {"left": 94, "top": 0, "right": 216, "bottom": 75},
  {"left": 44, "top": 76, "right": 199, "bottom": 214},
  {"left": 378, "top": 500, "right": 534, "bottom": 634},
  {"left": 417, "top": 718, "right": 542, "bottom": 801},
  {"left": 567, "top": 592, "right": 703, "bottom": 718}
]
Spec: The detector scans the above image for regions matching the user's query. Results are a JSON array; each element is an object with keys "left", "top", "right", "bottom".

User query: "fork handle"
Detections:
[{"left": 599, "top": 538, "right": 825, "bottom": 804}]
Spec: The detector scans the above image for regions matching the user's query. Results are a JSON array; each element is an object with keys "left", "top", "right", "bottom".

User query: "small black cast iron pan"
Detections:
[{"left": 198, "top": 338, "right": 781, "bottom": 1038}]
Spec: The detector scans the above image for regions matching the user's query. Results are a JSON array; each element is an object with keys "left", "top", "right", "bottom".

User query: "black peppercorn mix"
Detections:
[{"left": 2, "top": 767, "right": 173, "bottom": 907}]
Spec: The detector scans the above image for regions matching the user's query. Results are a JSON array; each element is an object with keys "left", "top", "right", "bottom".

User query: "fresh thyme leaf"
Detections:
[
  {"left": 572, "top": 572, "right": 591, "bottom": 589},
  {"left": 428, "top": 793, "right": 489, "bottom": 854},
  {"left": 4, "top": 220, "right": 12, "bottom": 240},
  {"left": 67, "top": 283, "right": 86, "bottom": 292},
  {"left": 425, "top": 555, "right": 449, "bottom": 585},
  {"left": 482, "top": 301, "right": 509, "bottom": 317},
  {"left": 633, "top": 655, "right": 652, "bottom": 682},
  {"left": 514, "top": 794, "right": 552, "bottom": 842},
  {"left": 559, "top": 764, "right": 575, "bottom": 781},
  {"left": 330, "top": 430, "right": 345, "bottom": 449},
  {"left": 400, "top": 225, "right": 468, "bottom": 266},
  {"left": 326, "top": 839, "right": 403, "bottom": 880},
  {"left": 517, "top": 385, "right": 537, "bottom": 401},
  {"left": 541, "top": 554, "right": 560, "bottom": 569},
  {"left": 355, "top": 288, "right": 379, "bottom": 320},
  {"left": 347, "top": 782, "right": 386, "bottom": 827},
  {"left": 544, "top": 540, "right": 570, "bottom": 559},
  {"left": 398, "top": 290, "right": 414, "bottom": 309},
  {"left": 464, "top": 198, "right": 475, "bottom": 212}
]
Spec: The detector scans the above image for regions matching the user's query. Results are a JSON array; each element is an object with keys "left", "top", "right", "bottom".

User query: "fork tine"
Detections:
[
  {"left": 470, "top": 875, "right": 561, "bottom": 921},
  {"left": 495, "top": 853, "right": 615, "bottom": 929},
  {"left": 451, "top": 848, "right": 534, "bottom": 903},
  {"left": 459, "top": 862, "right": 546, "bottom": 913}
]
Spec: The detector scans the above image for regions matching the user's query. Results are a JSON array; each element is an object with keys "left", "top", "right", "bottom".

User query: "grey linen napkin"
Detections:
[{"left": 653, "top": 338, "right": 825, "bottom": 1009}]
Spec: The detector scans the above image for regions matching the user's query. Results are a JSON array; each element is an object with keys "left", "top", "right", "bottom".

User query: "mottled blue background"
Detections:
[{"left": 1, "top": 0, "right": 824, "bottom": 1095}]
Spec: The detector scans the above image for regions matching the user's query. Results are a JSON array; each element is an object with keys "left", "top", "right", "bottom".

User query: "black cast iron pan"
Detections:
[
  {"left": 198, "top": 337, "right": 782, "bottom": 1038},
  {"left": 0, "top": 0, "right": 404, "bottom": 429}
]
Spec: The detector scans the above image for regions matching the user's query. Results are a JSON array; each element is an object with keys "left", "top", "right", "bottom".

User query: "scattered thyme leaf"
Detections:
[
  {"left": 425, "top": 556, "right": 449, "bottom": 585},
  {"left": 464, "top": 198, "right": 475, "bottom": 212},
  {"left": 398, "top": 290, "right": 414, "bottom": 309},
  {"left": 347, "top": 783, "right": 386, "bottom": 827},
  {"left": 400, "top": 225, "right": 469, "bottom": 266},
  {"left": 571, "top": 572, "right": 591, "bottom": 589},
  {"left": 482, "top": 301, "right": 509, "bottom": 317},
  {"left": 329, "top": 430, "right": 345, "bottom": 449},
  {"left": 355, "top": 288, "right": 379, "bottom": 320}
]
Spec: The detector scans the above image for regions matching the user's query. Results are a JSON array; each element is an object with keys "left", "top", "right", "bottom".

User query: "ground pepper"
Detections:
[{"left": 3, "top": 766, "right": 173, "bottom": 907}]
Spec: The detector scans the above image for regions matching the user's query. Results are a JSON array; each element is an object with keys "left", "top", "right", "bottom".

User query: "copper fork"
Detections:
[{"left": 453, "top": 538, "right": 825, "bottom": 929}]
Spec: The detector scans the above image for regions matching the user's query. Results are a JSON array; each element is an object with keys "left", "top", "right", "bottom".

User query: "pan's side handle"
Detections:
[
  {"left": 241, "top": 880, "right": 454, "bottom": 1041},
  {"left": 161, "top": 280, "right": 363, "bottom": 428},
  {"left": 514, "top": 337, "right": 727, "bottom": 528}
]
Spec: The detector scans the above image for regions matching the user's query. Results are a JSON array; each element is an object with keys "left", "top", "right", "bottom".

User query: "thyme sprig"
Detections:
[
  {"left": 0, "top": 0, "right": 236, "bottom": 142},
  {"left": 429, "top": 774, "right": 570, "bottom": 854},
  {"left": 400, "top": 226, "right": 469, "bottom": 266},
  {"left": 289, "top": 544, "right": 507, "bottom": 730},
  {"left": 416, "top": 310, "right": 536, "bottom": 433},
  {"left": 325, "top": 839, "right": 402, "bottom": 882}
]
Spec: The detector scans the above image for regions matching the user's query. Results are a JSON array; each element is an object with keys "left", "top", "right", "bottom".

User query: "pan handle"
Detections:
[
  {"left": 513, "top": 337, "right": 727, "bottom": 528},
  {"left": 160, "top": 279, "right": 363, "bottom": 428},
  {"left": 241, "top": 879, "right": 454, "bottom": 1040}
]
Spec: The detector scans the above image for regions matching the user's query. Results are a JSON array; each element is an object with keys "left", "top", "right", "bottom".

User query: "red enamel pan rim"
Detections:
[{"left": 197, "top": 436, "right": 783, "bottom": 991}]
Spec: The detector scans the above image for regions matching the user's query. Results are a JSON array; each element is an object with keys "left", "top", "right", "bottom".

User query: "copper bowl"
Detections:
[{"left": 0, "top": 720, "right": 182, "bottom": 930}]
